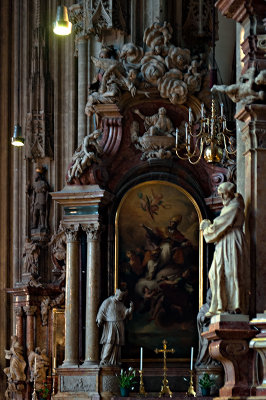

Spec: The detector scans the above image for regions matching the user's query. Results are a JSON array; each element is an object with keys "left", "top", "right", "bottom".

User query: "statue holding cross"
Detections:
[{"left": 154, "top": 340, "right": 175, "bottom": 397}]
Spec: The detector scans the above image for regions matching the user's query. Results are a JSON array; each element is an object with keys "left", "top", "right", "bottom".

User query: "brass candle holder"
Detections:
[
  {"left": 139, "top": 369, "right": 147, "bottom": 396},
  {"left": 32, "top": 374, "right": 38, "bottom": 400},
  {"left": 186, "top": 370, "right": 196, "bottom": 397},
  {"left": 52, "top": 368, "right": 56, "bottom": 397}
]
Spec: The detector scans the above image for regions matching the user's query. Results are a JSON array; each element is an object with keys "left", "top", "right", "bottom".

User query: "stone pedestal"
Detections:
[
  {"left": 202, "top": 314, "right": 256, "bottom": 399},
  {"left": 249, "top": 311, "right": 266, "bottom": 396}
]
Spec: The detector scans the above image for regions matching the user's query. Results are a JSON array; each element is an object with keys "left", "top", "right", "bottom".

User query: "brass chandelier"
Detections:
[{"left": 175, "top": 98, "right": 236, "bottom": 165}]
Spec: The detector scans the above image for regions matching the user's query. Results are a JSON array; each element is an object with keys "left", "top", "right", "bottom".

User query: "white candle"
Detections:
[
  {"left": 190, "top": 347, "right": 194, "bottom": 371},
  {"left": 220, "top": 103, "right": 224, "bottom": 117},
  {"left": 185, "top": 122, "right": 188, "bottom": 142},
  {"left": 187, "top": 134, "right": 191, "bottom": 152},
  {"left": 34, "top": 356, "right": 37, "bottom": 374},
  {"left": 53, "top": 356, "right": 56, "bottom": 370},
  {"left": 175, "top": 128, "right": 179, "bottom": 146},
  {"left": 140, "top": 347, "right": 143, "bottom": 371},
  {"left": 201, "top": 103, "right": 204, "bottom": 118},
  {"left": 189, "top": 107, "right": 192, "bottom": 123}
]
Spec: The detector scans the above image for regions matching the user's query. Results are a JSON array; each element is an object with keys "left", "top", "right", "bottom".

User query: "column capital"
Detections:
[
  {"left": 23, "top": 305, "right": 37, "bottom": 316},
  {"left": 62, "top": 224, "right": 80, "bottom": 242},
  {"left": 14, "top": 306, "right": 24, "bottom": 317},
  {"left": 236, "top": 104, "right": 266, "bottom": 151},
  {"left": 82, "top": 222, "right": 103, "bottom": 240}
]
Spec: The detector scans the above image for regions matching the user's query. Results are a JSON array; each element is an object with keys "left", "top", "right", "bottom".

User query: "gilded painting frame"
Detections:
[{"left": 115, "top": 180, "right": 203, "bottom": 361}]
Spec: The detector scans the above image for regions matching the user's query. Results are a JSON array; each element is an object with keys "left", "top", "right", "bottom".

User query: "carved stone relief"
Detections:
[
  {"left": 67, "top": 129, "right": 103, "bottom": 183},
  {"left": 85, "top": 21, "right": 207, "bottom": 115},
  {"left": 3, "top": 336, "right": 26, "bottom": 398},
  {"left": 131, "top": 107, "right": 176, "bottom": 160},
  {"left": 69, "top": 0, "right": 127, "bottom": 42}
]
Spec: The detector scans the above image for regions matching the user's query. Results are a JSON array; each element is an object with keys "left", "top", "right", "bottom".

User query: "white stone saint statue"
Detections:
[
  {"left": 200, "top": 182, "right": 249, "bottom": 317},
  {"left": 96, "top": 289, "right": 134, "bottom": 366}
]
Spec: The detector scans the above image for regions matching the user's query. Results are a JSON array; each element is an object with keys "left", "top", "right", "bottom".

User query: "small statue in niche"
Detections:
[
  {"left": 200, "top": 182, "right": 249, "bottom": 316},
  {"left": 28, "top": 167, "right": 49, "bottom": 231},
  {"left": 4, "top": 336, "right": 26, "bottom": 382},
  {"left": 28, "top": 347, "right": 49, "bottom": 390},
  {"left": 67, "top": 129, "right": 103, "bottom": 183},
  {"left": 96, "top": 289, "right": 134, "bottom": 366},
  {"left": 195, "top": 289, "right": 219, "bottom": 367},
  {"left": 22, "top": 238, "right": 40, "bottom": 275},
  {"left": 134, "top": 107, "right": 175, "bottom": 137}
]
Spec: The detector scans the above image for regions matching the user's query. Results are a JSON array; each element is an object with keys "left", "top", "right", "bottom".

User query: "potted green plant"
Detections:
[
  {"left": 199, "top": 373, "right": 215, "bottom": 396},
  {"left": 116, "top": 367, "right": 137, "bottom": 397},
  {"left": 37, "top": 381, "right": 50, "bottom": 399}
]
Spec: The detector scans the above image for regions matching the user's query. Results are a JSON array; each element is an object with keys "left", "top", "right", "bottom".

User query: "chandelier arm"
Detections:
[
  {"left": 188, "top": 138, "right": 204, "bottom": 165},
  {"left": 175, "top": 148, "right": 191, "bottom": 160}
]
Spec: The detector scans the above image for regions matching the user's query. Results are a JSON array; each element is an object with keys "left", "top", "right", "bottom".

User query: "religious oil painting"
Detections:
[{"left": 115, "top": 181, "right": 203, "bottom": 360}]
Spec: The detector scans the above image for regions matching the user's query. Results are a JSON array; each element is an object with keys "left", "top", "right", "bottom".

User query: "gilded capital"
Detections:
[
  {"left": 62, "top": 224, "right": 80, "bottom": 242},
  {"left": 14, "top": 307, "right": 24, "bottom": 317},
  {"left": 23, "top": 305, "right": 37, "bottom": 316},
  {"left": 82, "top": 222, "right": 102, "bottom": 240}
]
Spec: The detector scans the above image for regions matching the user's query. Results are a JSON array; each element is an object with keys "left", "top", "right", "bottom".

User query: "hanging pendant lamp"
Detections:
[
  {"left": 11, "top": 124, "right": 25, "bottom": 147},
  {"left": 11, "top": 0, "right": 25, "bottom": 147},
  {"left": 53, "top": 5, "right": 72, "bottom": 36}
]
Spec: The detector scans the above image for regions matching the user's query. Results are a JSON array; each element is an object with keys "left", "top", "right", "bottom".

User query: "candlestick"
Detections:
[
  {"left": 186, "top": 370, "right": 196, "bottom": 397},
  {"left": 140, "top": 347, "right": 143, "bottom": 371},
  {"left": 175, "top": 128, "right": 179, "bottom": 147},
  {"left": 190, "top": 347, "right": 194, "bottom": 371},
  {"left": 139, "top": 369, "right": 147, "bottom": 396}
]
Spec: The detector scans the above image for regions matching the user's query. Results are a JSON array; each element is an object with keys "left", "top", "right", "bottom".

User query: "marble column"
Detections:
[
  {"left": 82, "top": 222, "right": 102, "bottom": 366},
  {"left": 23, "top": 305, "right": 37, "bottom": 354},
  {"left": 62, "top": 224, "right": 80, "bottom": 367},
  {"left": 14, "top": 306, "right": 24, "bottom": 346}
]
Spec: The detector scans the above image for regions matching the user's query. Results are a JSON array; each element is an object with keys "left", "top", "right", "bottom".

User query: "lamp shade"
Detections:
[
  {"left": 11, "top": 124, "right": 25, "bottom": 146},
  {"left": 53, "top": 5, "right": 72, "bottom": 36}
]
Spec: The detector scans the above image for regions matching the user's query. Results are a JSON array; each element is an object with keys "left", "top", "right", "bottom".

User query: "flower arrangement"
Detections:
[
  {"left": 37, "top": 381, "right": 50, "bottom": 399},
  {"left": 199, "top": 373, "right": 215, "bottom": 389},
  {"left": 116, "top": 367, "right": 137, "bottom": 389}
]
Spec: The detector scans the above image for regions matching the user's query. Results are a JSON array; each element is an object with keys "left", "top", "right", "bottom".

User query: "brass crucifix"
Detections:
[{"left": 154, "top": 339, "right": 175, "bottom": 397}]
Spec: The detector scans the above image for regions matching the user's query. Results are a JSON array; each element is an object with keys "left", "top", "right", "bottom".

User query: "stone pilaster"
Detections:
[
  {"left": 23, "top": 305, "right": 37, "bottom": 353},
  {"left": 62, "top": 224, "right": 80, "bottom": 367},
  {"left": 82, "top": 222, "right": 102, "bottom": 366},
  {"left": 249, "top": 311, "right": 266, "bottom": 396},
  {"left": 236, "top": 104, "right": 266, "bottom": 314},
  {"left": 14, "top": 306, "right": 24, "bottom": 346}
]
